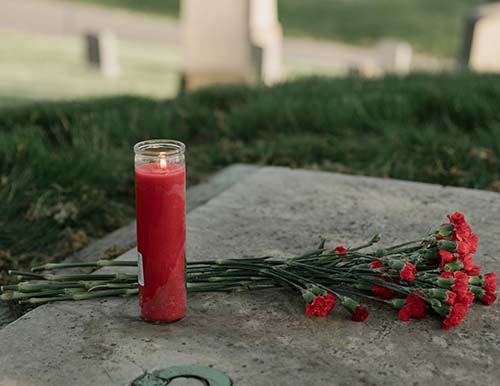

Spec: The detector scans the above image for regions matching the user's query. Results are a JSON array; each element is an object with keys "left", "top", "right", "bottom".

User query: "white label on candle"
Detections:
[{"left": 137, "top": 251, "right": 144, "bottom": 286}]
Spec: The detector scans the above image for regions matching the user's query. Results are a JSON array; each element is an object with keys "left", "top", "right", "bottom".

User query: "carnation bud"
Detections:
[
  {"left": 388, "top": 260, "right": 406, "bottom": 271},
  {"left": 468, "top": 275, "right": 484, "bottom": 286},
  {"left": 443, "top": 259, "right": 463, "bottom": 272},
  {"left": 437, "top": 240, "right": 457, "bottom": 252},
  {"left": 470, "top": 285, "right": 485, "bottom": 299},
  {"left": 341, "top": 296, "right": 360, "bottom": 313},
  {"left": 302, "top": 290, "right": 315, "bottom": 304},
  {"left": 426, "top": 288, "right": 451, "bottom": 302},
  {"left": 424, "top": 249, "right": 439, "bottom": 260},
  {"left": 387, "top": 298, "right": 406, "bottom": 309},
  {"left": 430, "top": 299, "right": 451, "bottom": 317},
  {"left": 374, "top": 249, "right": 385, "bottom": 257},
  {"left": 309, "top": 285, "right": 324, "bottom": 296},
  {"left": 436, "top": 277, "right": 454, "bottom": 289},
  {"left": 354, "top": 282, "right": 372, "bottom": 291},
  {"left": 419, "top": 272, "right": 436, "bottom": 281},
  {"left": 438, "top": 224, "right": 455, "bottom": 237}
]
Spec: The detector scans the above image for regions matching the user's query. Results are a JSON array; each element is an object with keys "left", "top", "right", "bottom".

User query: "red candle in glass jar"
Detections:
[{"left": 134, "top": 140, "right": 186, "bottom": 322}]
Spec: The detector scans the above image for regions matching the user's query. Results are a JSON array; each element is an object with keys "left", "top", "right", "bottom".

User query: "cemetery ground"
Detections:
[
  {"left": 0, "top": 30, "right": 179, "bottom": 108},
  {"left": 67, "top": 0, "right": 478, "bottom": 58},
  {"left": 1, "top": 72, "right": 500, "bottom": 292},
  {"left": 0, "top": 29, "right": 340, "bottom": 108}
]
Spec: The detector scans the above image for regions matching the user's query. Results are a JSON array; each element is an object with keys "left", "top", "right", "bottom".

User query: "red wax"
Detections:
[{"left": 135, "top": 162, "right": 186, "bottom": 322}]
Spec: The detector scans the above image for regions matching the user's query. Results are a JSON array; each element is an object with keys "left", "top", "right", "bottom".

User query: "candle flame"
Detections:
[{"left": 160, "top": 157, "right": 167, "bottom": 170}]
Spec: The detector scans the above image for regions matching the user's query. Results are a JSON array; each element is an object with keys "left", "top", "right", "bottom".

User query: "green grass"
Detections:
[
  {"left": 0, "top": 29, "right": 181, "bottom": 107},
  {"left": 65, "top": 0, "right": 484, "bottom": 57},
  {"left": 2, "top": 73, "right": 500, "bottom": 280},
  {"left": 0, "top": 29, "right": 341, "bottom": 108}
]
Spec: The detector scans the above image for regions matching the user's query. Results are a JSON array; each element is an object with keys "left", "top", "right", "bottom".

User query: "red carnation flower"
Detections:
[
  {"left": 439, "top": 250, "right": 456, "bottom": 268},
  {"left": 467, "top": 233, "right": 479, "bottom": 255},
  {"left": 440, "top": 271, "right": 453, "bottom": 279},
  {"left": 407, "top": 291, "right": 426, "bottom": 319},
  {"left": 459, "top": 254, "right": 475, "bottom": 271},
  {"left": 452, "top": 271, "right": 469, "bottom": 301},
  {"left": 400, "top": 263, "right": 416, "bottom": 282},
  {"left": 370, "top": 261, "right": 385, "bottom": 269},
  {"left": 448, "top": 212, "right": 472, "bottom": 242},
  {"left": 483, "top": 273, "right": 497, "bottom": 294},
  {"left": 466, "top": 265, "right": 481, "bottom": 276},
  {"left": 398, "top": 307, "right": 411, "bottom": 322},
  {"left": 334, "top": 246, "right": 348, "bottom": 257},
  {"left": 464, "top": 291, "right": 475, "bottom": 305},
  {"left": 483, "top": 292, "right": 497, "bottom": 306},
  {"left": 325, "top": 292, "right": 337, "bottom": 304},
  {"left": 372, "top": 285, "right": 394, "bottom": 300},
  {"left": 444, "top": 291, "right": 456, "bottom": 306},
  {"left": 305, "top": 293, "right": 336, "bottom": 317},
  {"left": 456, "top": 240, "right": 473, "bottom": 257},
  {"left": 442, "top": 302, "right": 468, "bottom": 330},
  {"left": 398, "top": 291, "right": 425, "bottom": 321},
  {"left": 351, "top": 306, "right": 368, "bottom": 322}
]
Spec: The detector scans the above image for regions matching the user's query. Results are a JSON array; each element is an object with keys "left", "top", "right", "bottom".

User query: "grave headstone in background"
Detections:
[
  {"left": 461, "top": 2, "right": 500, "bottom": 72},
  {"left": 181, "top": 0, "right": 283, "bottom": 90},
  {"left": 376, "top": 39, "right": 413, "bottom": 75},
  {"left": 85, "top": 31, "right": 120, "bottom": 78}
]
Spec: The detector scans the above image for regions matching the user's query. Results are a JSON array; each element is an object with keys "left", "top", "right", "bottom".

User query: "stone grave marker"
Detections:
[
  {"left": 181, "top": 0, "right": 283, "bottom": 90},
  {"left": 376, "top": 39, "right": 413, "bottom": 74},
  {"left": 461, "top": 2, "right": 500, "bottom": 72},
  {"left": 85, "top": 30, "right": 120, "bottom": 78}
]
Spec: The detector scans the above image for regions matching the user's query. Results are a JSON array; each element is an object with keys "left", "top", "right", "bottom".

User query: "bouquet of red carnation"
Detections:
[{"left": 2, "top": 212, "right": 496, "bottom": 330}]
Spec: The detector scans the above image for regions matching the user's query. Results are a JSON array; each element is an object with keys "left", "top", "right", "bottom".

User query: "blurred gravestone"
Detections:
[
  {"left": 376, "top": 39, "right": 413, "bottom": 74},
  {"left": 461, "top": 2, "right": 500, "bottom": 72},
  {"left": 85, "top": 31, "right": 120, "bottom": 78},
  {"left": 181, "top": 0, "right": 282, "bottom": 90}
]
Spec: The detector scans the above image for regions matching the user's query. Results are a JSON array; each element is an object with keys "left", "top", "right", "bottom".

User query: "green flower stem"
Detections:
[
  {"left": 19, "top": 295, "right": 73, "bottom": 304},
  {"left": 384, "top": 239, "right": 423, "bottom": 251},
  {"left": 31, "top": 260, "right": 137, "bottom": 272},
  {"left": 87, "top": 283, "right": 139, "bottom": 292},
  {"left": 8, "top": 271, "right": 45, "bottom": 279},
  {"left": 1, "top": 289, "right": 64, "bottom": 300},
  {"left": 19, "top": 288, "right": 139, "bottom": 305},
  {"left": 346, "top": 234, "right": 381, "bottom": 252},
  {"left": 1, "top": 282, "right": 82, "bottom": 292},
  {"left": 46, "top": 273, "right": 137, "bottom": 282},
  {"left": 7, "top": 271, "right": 138, "bottom": 282}
]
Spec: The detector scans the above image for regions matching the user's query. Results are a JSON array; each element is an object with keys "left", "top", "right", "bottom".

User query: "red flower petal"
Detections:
[
  {"left": 351, "top": 306, "right": 368, "bottom": 322},
  {"left": 372, "top": 285, "right": 395, "bottom": 300},
  {"left": 483, "top": 273, "right": 497, "bottom": 294},
  {"left": 442, "top": 302, "right": 468, "bottom": 330},
  {"left": 370, "top": 261, "right": 385, "bottom": 269},
  {"left": 483, "top": 292, "right": 497, "bottom": 306},
  {"left": 400, "top": 263, "right": 416, "bottom": 282},
  {"left": 334, "top": 246, "right": 348, "bottom": 257}
]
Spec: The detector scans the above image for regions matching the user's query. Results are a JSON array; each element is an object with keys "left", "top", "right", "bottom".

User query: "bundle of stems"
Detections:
[
  {"left": 0, "top": 233, "right": 395, "bottom": 303},
  {"left": 1, "top": 212, "right": 497, "bottom": 329}
]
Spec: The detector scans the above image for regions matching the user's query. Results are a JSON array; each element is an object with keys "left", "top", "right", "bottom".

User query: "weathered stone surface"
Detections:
[
  {"left": 1, "top": 167, "right": 499, "bottom": 386},
  {"left": 58, "top": 164, "right": 259, "bottom": 266},
  {"left": 0, "top": 164, "right": 258, "bottom": 328}
]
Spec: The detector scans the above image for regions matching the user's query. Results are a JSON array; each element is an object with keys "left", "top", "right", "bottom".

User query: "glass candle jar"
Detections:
[{"left": 134, "top": 139, "right": 186, "bottom": 322}]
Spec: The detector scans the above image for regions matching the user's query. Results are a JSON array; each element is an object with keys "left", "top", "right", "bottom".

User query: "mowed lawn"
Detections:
[
  {"left": 64, "top": 0, "right": 481, "bottom": 57},
  {"left": 0, "top": 29, "right": 181, "bottom": 108},
  {"left": 0, "top": 29, "right": 340, "bottom": 107},
  {"left": 1, "top": 73, "right": 500, "bottom": 281}
]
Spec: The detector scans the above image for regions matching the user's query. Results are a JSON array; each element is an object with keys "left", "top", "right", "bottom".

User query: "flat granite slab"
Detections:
[{"left": 1, "top": 167, "right": 499, "bottom": 386}]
